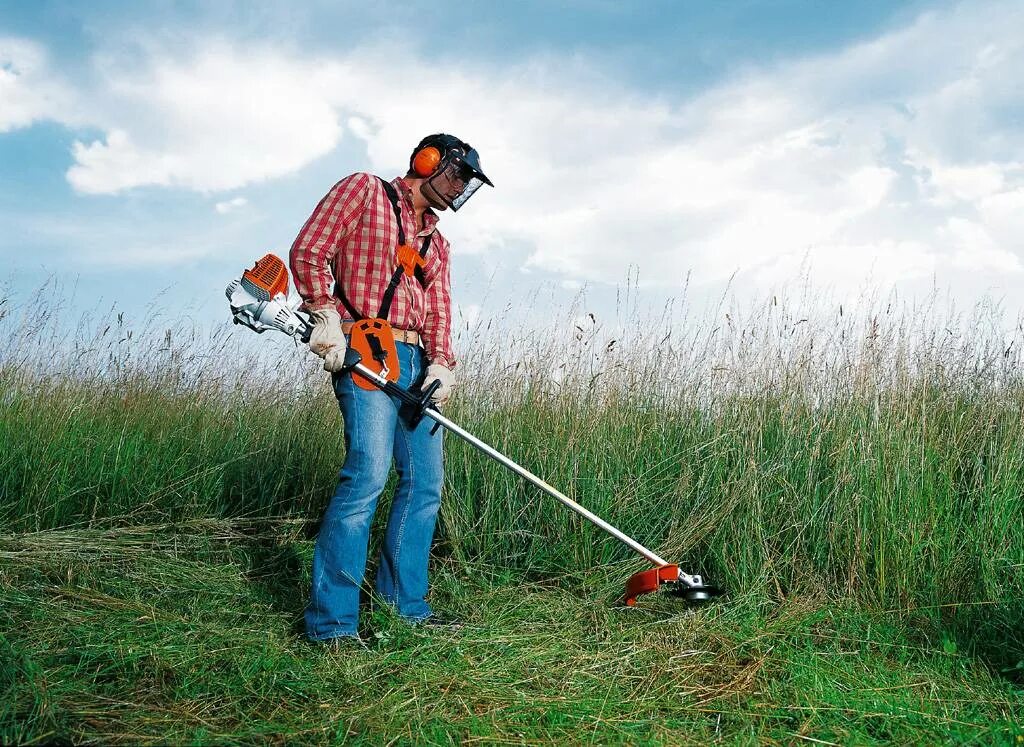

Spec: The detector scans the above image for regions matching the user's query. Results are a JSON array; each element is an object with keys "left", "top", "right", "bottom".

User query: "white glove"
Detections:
[
  {"left": 421, "top": 363, "right": 455, "bottom": 405},
  {"left": 308, "top": 306, "right": 348, "bottom": 373}
]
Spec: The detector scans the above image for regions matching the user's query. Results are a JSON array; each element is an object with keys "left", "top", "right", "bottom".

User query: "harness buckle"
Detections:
[{"left": 397, "top": 243, "right": 427, "bottom": 277}]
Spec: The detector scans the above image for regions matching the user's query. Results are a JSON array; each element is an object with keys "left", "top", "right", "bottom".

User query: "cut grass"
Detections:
[{"left": 1, "top": 520, "right": 1022, "bottom": 744}]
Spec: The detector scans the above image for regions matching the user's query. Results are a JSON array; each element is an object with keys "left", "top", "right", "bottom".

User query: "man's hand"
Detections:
[
  {"left": 308, "top": 306, "right": 348, "bottom": 373},
  {"left": 421, "top": 363, "right": 455, "bottom": 405}
]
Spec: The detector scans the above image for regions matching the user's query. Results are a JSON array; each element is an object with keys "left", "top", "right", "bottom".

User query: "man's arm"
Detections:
[
  {"left": 421, "top": 236, "right": 456, "bottom": 369},
  {"left": 289, "top": 173, "right": 372, "bottom": 312}
]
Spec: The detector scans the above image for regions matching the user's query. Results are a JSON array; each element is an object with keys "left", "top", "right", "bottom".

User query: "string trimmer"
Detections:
[{"left": 226, "top": 254, "right": 723, "bottom": 606}]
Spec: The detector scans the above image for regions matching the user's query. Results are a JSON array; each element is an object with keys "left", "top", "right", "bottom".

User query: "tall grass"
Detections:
[{"left": 2, "top": 280, "right": 1022, "bottom": 616}]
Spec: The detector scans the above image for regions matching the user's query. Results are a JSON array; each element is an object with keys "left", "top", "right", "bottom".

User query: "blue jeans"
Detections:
[{"left": 305, "top": 342, "right": 444, "bottom": 640}]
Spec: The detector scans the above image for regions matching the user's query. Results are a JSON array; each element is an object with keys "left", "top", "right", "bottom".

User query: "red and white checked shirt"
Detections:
[{"left": 289, "top": 173, "right": 456, "bottom": 369}]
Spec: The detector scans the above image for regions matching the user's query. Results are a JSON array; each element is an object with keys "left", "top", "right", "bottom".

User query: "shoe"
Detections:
[{"left": 411, "top": 613, "right": 464, "bottom": 631}]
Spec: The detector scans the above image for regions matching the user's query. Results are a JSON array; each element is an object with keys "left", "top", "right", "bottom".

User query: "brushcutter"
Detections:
[{"left": 226, "top": 254, "right": 723, "bottom": 606}]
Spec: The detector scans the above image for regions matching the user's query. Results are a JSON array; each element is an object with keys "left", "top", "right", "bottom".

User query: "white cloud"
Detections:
[
  {"left": 67, "top": 43, "right": 346, "bottom": 193},
  {"left": 68, "top": 129, "right": 177, "bottom": 193},
  {"left": 3, "top": 0, "right": 1024, "bottom": 304},
  {"left": 944, "top": 216, "right": 1023, "bottom": 274},
  {"left": 926, "top": 162, "right": 1006, "bottom": 203},
  {"left": 0, "top": 37, "right": 76, "bottom": 132},
  {"left": 978, "top": 189, "right": 1024, "bottom": 251},
  {"left": 214, "top": 196, "right": 248, "bottom": 214}
]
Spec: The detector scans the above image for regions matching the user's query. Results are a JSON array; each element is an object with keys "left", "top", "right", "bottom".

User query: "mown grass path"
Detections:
[{"left": 2, "top": 520, "right": 1021, "bottom": 744}]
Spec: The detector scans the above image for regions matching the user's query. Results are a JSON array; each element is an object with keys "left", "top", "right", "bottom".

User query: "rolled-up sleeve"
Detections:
[
  {"left": 289, "top": 173, "right": 371, "bottom": 312},
  {"left": 422, "top": 236, "right": 456, "bottom": 369}
]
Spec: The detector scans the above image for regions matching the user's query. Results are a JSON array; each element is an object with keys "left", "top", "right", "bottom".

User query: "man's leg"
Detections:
[
  {"left": 305, "top": 370, "right": 398, "bottom": 641},
  {"left": 376, "top": 344, "right": 444, "bottom": 621}
]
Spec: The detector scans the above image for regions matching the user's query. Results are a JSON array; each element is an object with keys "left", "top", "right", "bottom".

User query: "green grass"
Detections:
[
  {"left": 2, "top": 519, "right": 1021, "bottom": 744},
  {"left": 1, "top": 288, "right": 1023, "bottom": 742}
]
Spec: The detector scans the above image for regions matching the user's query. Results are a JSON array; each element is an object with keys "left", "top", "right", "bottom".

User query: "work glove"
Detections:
[
  {"left": 421, "top": 363, "right": 455, "bottom": 405},
  {"left": 308, "top": 306, "right": 348, "bottom": 373}
]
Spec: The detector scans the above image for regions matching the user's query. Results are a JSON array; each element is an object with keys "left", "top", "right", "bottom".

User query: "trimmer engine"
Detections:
[{"left": 226, "top": 254, "right": 312, "bottom": 341}]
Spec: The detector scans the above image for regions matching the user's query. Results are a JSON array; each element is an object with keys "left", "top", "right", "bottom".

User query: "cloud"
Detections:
[
  {"left": 0, "top": 37, "right": 76, "bottom": 132},
  {"left": 321, "top": 0, "right": 1023, "bottom": 297},
  {"left": 944, "top": 216, "right": 1023, "bottom": 274},
  {"left": 3, "top": 0, "right": 1024, "bottom": 303},
  {"left": 66, "top": 43, "right": 345, "bottom": 193},
  {"left": 214, "top": 196, "right": 248, "bottom": 214}
]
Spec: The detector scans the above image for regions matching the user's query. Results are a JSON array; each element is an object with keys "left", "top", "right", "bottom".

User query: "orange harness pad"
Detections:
[{"left": 348, "top": 318, "right": 399, "bottom": 390}]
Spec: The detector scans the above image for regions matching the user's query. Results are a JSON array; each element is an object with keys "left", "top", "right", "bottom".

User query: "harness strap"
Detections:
[
  {"left": 333, "top": 177, "right": 434, "bottom": 321},
  {"left": 380, "top": 180, "right": 406, "bottom": 246},
  {"left": 376, "top": 179, "right": 433, "bottom": 319},
  {"left": 335, "top": 284, "right": 362, "bottom": 322}
]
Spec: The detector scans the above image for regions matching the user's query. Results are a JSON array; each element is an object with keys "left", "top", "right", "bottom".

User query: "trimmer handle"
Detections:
[
  {"left": 342, "top": 348, "right": 441, "bottom": 432},
  {"left": 417, "top": 379, "right": 444, "bottom": 434},
  {"left": 343, "top": 347, "right": 363, "bottom": 370},
  {"left": 419, "top": 378, "right": 442, "bottom": 405}
]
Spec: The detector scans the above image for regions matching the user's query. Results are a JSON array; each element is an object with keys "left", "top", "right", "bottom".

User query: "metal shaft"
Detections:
[{"left": 352, "top": 361, "right": 670, "bottom": 568}]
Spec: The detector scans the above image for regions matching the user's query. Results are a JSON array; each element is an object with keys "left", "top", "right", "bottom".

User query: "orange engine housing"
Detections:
[{"left": 241, "top": 253, "right": 290, "bottom": 300}]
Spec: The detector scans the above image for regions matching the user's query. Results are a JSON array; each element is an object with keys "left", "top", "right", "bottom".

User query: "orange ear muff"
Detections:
[{"left": 412, "top": 146, "right": 442, "bottom": 177}]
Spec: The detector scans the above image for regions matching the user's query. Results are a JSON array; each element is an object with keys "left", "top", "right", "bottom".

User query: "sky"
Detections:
[{"left": 2, "top": 0, "right": 1023, "bottom": 339}]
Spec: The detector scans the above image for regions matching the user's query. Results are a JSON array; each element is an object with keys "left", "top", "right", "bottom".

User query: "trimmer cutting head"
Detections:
[{"left": 624, "top": 564, "right": 724, "bottom": 607}]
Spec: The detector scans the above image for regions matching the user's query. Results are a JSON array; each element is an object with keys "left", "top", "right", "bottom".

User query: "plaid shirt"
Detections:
[{"left": 289, "top": 173, "right": 455, "bottom": 369}]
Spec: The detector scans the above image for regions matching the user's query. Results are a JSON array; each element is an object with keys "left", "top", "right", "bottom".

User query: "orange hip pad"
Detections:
[{"left": 349, "top": 318, "right": 400, "bottom": 390}]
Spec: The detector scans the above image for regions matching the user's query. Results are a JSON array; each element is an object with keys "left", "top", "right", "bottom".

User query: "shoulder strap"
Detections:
[
  {"left": 377, "top": 179, "right": 437, "bottom": 318},
  {"left": 379, "top": 179, "right": 406, "bottom": 247},
  {"left": 335, "top": 178, "right": 436, "bottom": 321},
  {"left": 380, "top": 178, "right": 433, "bottom": 268},
  {"left": 333, "top": 282, "right": 363, "bottom": 321}
]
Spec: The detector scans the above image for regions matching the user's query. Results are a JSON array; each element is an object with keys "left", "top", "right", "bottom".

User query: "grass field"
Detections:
[{"left": 2, "top": 288, "right": 1023, "bottom": 744}]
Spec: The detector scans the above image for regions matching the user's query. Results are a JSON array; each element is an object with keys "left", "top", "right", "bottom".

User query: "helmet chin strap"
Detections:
[
  {"left": 421, "top": 169, "right": 466, "bottom": 211},
  {"left": 420, "top": 179, "right": 450, "bottom": 211},
  {"left": 403, "top": 174, "right": 441, "bottom": 214}
]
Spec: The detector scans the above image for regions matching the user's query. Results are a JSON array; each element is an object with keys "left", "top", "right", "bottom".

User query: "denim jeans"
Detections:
[{"left": 305, "top": 341, "right": 444, "bottom": 640}]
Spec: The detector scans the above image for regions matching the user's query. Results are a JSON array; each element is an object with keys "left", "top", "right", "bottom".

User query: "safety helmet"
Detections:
[{"left": 409, "top": 133, "right": 493, "bottom": 211}]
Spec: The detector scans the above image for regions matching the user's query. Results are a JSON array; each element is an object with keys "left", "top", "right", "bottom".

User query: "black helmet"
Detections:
[{"left": 410, "top": 133, "right": 493, "bottom": 211}]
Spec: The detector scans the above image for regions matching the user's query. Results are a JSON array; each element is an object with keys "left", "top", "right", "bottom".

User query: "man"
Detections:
[{"left": 289, "top": 133, "right": 493, "bottom": 645}]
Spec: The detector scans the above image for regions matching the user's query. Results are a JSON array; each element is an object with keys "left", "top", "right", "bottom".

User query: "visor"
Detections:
[
  {"left": 460, "top": 146, "right": 493, "bottom": 187},
  {"left": 426, "top": 153, "right": 491, "bottom": 211},
  {"left": 450, "top": 176, "right": 485, "bottom": 211}
]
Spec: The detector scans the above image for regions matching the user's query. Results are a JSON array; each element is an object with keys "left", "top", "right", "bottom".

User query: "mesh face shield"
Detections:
[
  {"left": 449, "top": 175, "right": 485, "bottom": 211},
  {"left": 425, "top": 148, "right": 492, "bottom": 211}
]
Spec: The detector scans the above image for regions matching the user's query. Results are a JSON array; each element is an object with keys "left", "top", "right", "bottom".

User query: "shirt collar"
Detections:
[{"left": 392, "top": 176, "right": 439, "bottom": 234}]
